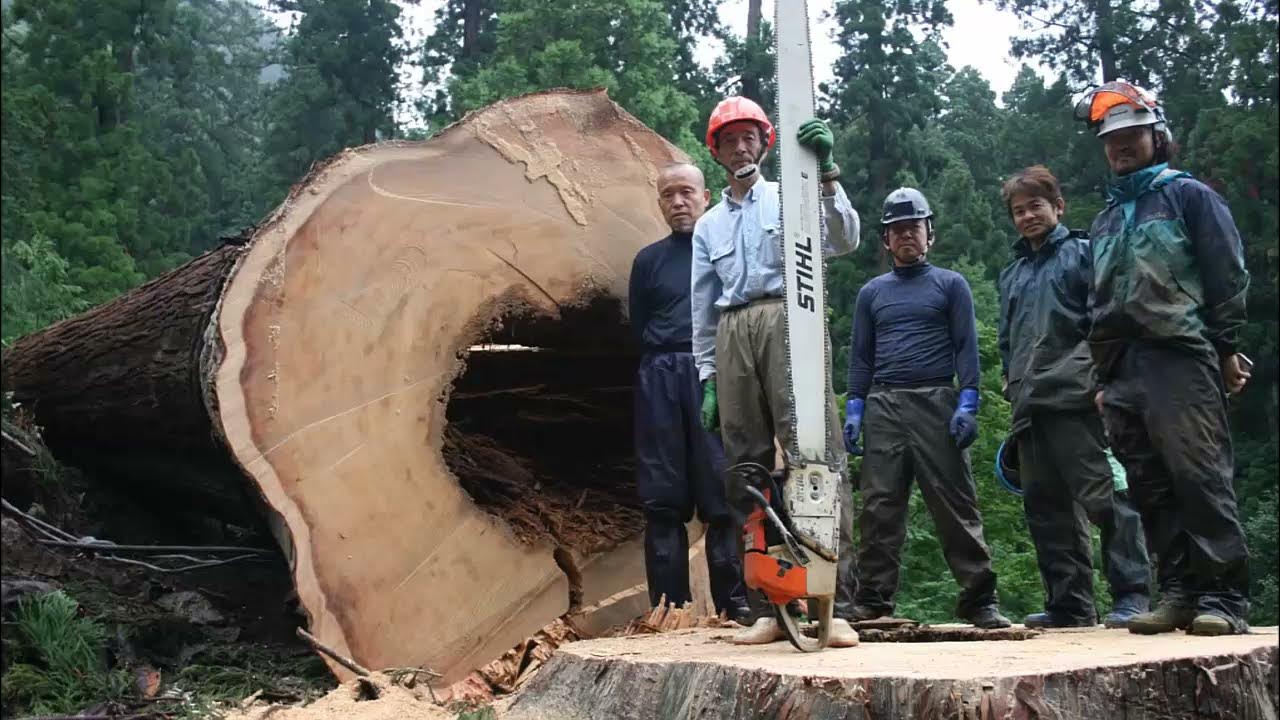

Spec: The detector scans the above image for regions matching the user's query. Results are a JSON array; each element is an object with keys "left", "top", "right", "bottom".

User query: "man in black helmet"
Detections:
[{"left": 842, "top": 188, "right": 1010, "bottom": 629}]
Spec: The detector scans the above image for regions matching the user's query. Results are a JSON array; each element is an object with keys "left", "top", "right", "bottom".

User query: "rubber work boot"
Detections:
[
  {"left": 1127, "top": 602, "right": 1195, "bottom": 635},
  {"left": 728, "top": 605, "right": 754, "bottom": 626},
  {"left": 731, "top": 616, "right": 786, "bottom": 645},
  {"left": 827, "top": 618, "right": 860, "bottom": 648},
  {"left": 966, "top": 606, "right": 1012, "bottom": 629},
  {"left": 851, "top": 604, "right": 886, "bottom": 622},
  {"left": 1187, "top": 614, "right": 1234, "bottom": 637},
  {"left": 1103, "top": 594, "right": 1150, "bottom": 629},
  {"left": 1023, "top": 612, "right": 1096, "bottom": 629}
]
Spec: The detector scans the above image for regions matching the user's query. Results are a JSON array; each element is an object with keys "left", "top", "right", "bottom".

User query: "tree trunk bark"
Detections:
[
  {"left": 506, "top": 628, "right": 1280, "bottom": 719},
  {"left": 1094, "top": 0, "right": 1119, "bottom": 81},
  {"left": 463, "top": 0, "right": 483, "bottom": 59},
  {"left": 4, "top": 89, "right": 687, "bottom": 687},
  {"left": 741, "top": 0, "right": 764, "bottom": 102}
]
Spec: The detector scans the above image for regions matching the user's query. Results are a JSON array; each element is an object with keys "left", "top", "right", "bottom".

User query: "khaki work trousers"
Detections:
[{"left": 714, "top": 297, "right": 857, "bottom": 619}]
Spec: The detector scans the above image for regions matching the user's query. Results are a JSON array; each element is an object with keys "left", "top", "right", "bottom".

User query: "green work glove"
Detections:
[
  {"left": 797, "top": 118, "right": 836, "bottom": 173},
  {"left": 700, "top": 378, "right": 719, "bottom": 432}
]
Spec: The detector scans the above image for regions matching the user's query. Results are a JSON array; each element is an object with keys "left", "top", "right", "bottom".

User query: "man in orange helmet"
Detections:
[
  {"left": 1075, "top": 80, "right": 1252, "bottom": 636},
  {"left": 691, "top": 96, "right": 861, "bottom": 646}
]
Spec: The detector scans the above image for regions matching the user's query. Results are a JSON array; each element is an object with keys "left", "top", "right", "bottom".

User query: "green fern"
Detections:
[{"left": 0, "top": 590, "right": 130, "bottom": 716}]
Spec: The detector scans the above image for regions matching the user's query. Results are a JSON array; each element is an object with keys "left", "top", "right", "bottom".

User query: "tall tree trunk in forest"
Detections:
[
  {"left": 741, "top": 0, "right": 764, "bottom": 101},
  {"left": 463, "top": 0, "right": 482, "bottom": 59},
  {"left": 4, "top": 89, "right": 687, "bottom": 689},
  {"left": 1093, "top": 0, "right": 1118, "bottom": 81}
]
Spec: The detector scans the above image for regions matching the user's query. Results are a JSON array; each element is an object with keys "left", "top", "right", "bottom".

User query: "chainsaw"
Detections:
[{"left": 736, "top": 0, "right": 843, "bottom": 653}]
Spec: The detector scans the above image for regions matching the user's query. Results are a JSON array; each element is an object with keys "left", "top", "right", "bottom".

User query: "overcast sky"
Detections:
[{"left": 272, "top": 0, "right": 1049, "bottom": 121}]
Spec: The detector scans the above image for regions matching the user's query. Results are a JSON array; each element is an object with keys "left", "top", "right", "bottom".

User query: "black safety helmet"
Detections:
[{"left": 881, "top": 187, "right": 934, "bottom": 225}]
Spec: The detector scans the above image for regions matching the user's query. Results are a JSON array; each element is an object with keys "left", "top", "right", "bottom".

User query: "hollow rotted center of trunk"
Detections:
[{"left": 443, "top": 293, "right": 645, "bottom": 554}]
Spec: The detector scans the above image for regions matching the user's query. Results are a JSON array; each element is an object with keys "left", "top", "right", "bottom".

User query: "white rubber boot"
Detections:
[
  {"left": 827, "top": 618, "right": 860, "bottom": 648},
  {"left": 730, "top": 616, "right": 786, "bottom": 645}
]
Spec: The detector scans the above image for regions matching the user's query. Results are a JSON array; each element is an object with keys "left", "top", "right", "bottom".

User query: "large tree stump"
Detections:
[
  {"left": 504, "top": 626, "right": 1280, "bottom": 719},
  {"left": 4, "top": 89, "right": 689, "bottom": 684}
]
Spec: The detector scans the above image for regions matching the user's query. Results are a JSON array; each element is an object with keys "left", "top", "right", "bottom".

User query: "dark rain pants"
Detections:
[
  {"left": 1020, "top": 411, "right": 1150, "bottom": 622},
  {"left": 635, "top": 351, "right": 748, "bottom": 615},
  {"left": 856, "top": 384, "right": 999, "bottom": 619},
  {"left": 1100, "top": 344, "right": 1250, "bottom": 631},
  {"left": 714, "top": 298, "right": 857, "bottom": 622}
]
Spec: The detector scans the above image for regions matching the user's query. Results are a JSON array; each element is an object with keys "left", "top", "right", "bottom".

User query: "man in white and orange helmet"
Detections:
[
  {"left": 690, "top": 96, "right": 862, "bottom": 646},
  {"left": 1074, "top": 80, "right": 1252, "bottom": 636}
]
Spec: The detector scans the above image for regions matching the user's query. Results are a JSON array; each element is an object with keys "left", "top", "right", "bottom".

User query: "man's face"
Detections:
[
  {"left": 656, "top": 166, "right": 709, "bottom": 233},
  {"left": 884, "top": 219, "right": 930, "bottom": 265},
  {"left": 1103, "top": 125, "right": 1156, "bottom": 175},
  {"left": 713, "top": 120, "right": 765, "bottom": 174},
  {"left": 1008, "top": 192, "right": 1064, "bottom": 242}
]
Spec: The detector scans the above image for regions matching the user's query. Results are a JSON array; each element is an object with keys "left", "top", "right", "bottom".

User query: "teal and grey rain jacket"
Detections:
[{"left": 1087, "top": 163, "right": 1249, "bottom": 379}]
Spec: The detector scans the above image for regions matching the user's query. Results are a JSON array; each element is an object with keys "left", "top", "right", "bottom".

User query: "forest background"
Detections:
[{"left": 2, "top": 0, "right": 1276, "bottom": 625}]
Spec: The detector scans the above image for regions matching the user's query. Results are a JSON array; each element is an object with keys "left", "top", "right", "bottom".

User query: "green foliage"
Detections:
[
  {"left": 263, "top": 0, "right": 409, "bottom": 195},
  {"left": 0, "top": 591, "right": 131, "bottom": 717},
  {"left": 445, "top": 0, "right": 706, "bottom": 164}
]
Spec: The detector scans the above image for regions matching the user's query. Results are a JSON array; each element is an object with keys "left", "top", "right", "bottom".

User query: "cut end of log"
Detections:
[{"left": 209, "top": 90, "right": 684, "bottom": 684}]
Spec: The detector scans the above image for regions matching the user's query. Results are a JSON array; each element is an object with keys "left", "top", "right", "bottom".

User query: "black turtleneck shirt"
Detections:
[
  {"left": 846, "top": 261, "right": 980, "bottom": 398},
  {"left": 628, "top": 232, "right": 696, "bottom": 353}
]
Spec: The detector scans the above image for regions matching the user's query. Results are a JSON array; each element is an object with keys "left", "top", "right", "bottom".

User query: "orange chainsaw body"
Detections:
[{"left": 742, "top": 488, "right": 809, "bottom": 605}]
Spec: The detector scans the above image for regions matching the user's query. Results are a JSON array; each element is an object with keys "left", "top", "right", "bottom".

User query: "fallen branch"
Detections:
[
  {"left": 33, "top": 539, "right": 275, "bottom": 555},
  {"left": 1, "top": 428, "right": 37, "bottom": 456},
  {"left": 98, "top": 553, "right": 268, "bottom": 573},
  {"left": 1, "top": 498, "right": 272, "bottom": 573},
  {"left": 296, "top": 627, "right": 372, "bottom": 677}
]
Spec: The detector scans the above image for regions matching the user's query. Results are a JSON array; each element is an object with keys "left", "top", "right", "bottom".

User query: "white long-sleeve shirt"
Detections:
[{"left": 690, "top": 177, "right": 860, "bottom": 380}]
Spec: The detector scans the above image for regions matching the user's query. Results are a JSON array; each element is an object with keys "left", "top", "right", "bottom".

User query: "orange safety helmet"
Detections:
[
  {"left": 1073, "top": 80, "right": 1171, "bottom": 141},
  {"left": 705, "top": 96, "right": 776, "bottom": 152}
]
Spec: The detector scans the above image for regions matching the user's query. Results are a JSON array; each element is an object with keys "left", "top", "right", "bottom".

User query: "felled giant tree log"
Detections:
[{"left": 4, "top": 89, "right": 689, "bottom": 684}]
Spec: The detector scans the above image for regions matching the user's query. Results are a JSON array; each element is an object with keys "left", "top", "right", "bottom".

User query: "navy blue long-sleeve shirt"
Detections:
[
  {"left": 846, "top": 262, "right": 981, "bottom": 399},
  {"left": 628, "top": 232, "right": 695, "bottom": 352}
]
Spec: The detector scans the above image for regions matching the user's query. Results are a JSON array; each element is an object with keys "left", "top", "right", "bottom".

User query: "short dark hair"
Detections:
[{"left": 1001, "top": 165, "right": 1063, "bottom": 215}]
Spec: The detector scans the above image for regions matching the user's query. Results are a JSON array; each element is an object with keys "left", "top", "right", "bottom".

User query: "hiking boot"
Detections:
[
  {"left": 1127, "top": 602, "right": 1195, "bottom": 635},
  {"left": 827, "top": 618, "right": 860, "bottom": 648},
  {"left": 730, "top": 616, "right": 786, "bottom": 645},
  {"left": 1103, "top": 594, "right": 1150, "bottom": 629},
  {"left": 851, "top": 604, "right": 887, "bottom": 622},
  {"left": 1023, "top": 611, "right": 1096, "bottom": 629},
  {"left": 966, "top": 606, "right": 1012, "bottom": 629},
  {"left": 1187, "top": 614, "right": 1234, "bottom": 636}
]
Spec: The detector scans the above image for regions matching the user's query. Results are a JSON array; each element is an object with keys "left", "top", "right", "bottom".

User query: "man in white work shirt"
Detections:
[{"left": 691, "top": 96, "right": 861, "bottom": 647}]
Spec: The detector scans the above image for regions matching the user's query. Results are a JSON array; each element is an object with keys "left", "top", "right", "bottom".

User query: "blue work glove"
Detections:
[
  {"left": 949, "top": 388, "right": 980, "bottom": 450},
  {"left": 843, "top": 397, "right": 864, "bottom": 456},
  {"left": 701, "top": 378, "right": 719, "bottom": 432}
]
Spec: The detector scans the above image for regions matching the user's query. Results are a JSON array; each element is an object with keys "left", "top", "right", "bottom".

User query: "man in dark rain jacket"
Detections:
[
  {"left": 997, "top": 165, "right": 1151, "bottom": 629},
  {"left": 843, "top": 188, "right": 1010, "bottom": 629},
  {"left": 629, "top": 162, "right": 750, "bottom": 621},
  {"left": 1075, "top": 81, "right": 1252, "bottom": 636}
]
